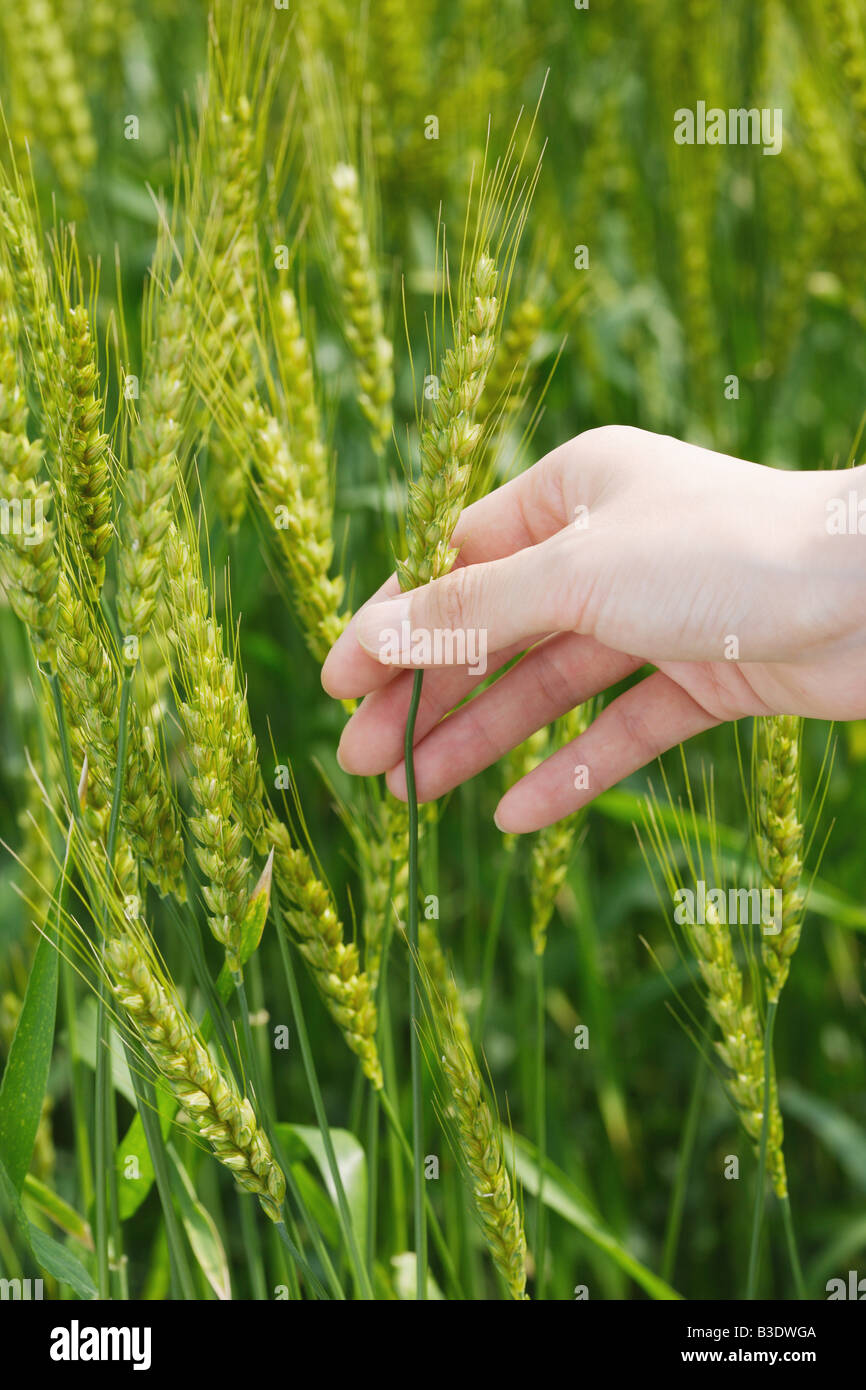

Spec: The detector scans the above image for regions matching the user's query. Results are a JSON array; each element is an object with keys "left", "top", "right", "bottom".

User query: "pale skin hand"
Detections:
[{"left": 321, "top": 426, "right": 866, "bottom": 833}]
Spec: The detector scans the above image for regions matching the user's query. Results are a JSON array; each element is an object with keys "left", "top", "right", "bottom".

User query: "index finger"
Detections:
[
  {"left": 321, "top": 438, "right": 581, "bottom": 699},
  {"left": 321, "top": 570, "right": 402, "bottom": 698}
]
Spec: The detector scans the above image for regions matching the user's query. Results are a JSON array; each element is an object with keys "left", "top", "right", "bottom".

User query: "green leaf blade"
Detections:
[{"left": 0, "top": 926, "right": 59, "bottom": 1192}]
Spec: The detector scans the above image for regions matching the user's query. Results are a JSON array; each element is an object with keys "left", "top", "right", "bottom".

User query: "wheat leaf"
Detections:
[{"left": 0, "top": 924, "right": 59, "bottom": 1192}]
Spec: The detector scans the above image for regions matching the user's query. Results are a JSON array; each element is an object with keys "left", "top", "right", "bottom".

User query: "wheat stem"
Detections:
[
  {"left": 366, "top": 1087, "right": 379, "bottom": 1274},
  {"left": 272, "top": 892, "right": 374, "bottom": 1299},
  {"left": 534, "top": 952, "right": 547, "bottom": 1298},
  {"left": 376, "top": 1087, "right": 464, "bottom": 1299},
  {"left": 476, "top": 847, "right": 515, "bottom": 1043},
  {"left": 59, "top": 952, "right": 93, "bottom": 1212},
  {"left": 747, "top": 997, "right": 778, "bottom": 1298},
  {"left": 93, "top": 980, "right": 113, "bottom": 1295},
  {"left": 47, "top": 683, "right": 115, "bottom": 1297},
  {"left": 230, "top": 967, "right": 342, "bottom": 1297},
  {"left": 129, "top": 1061, "right": 197, "bottom": 1299},
  {"left": 377, "top": 911, "right": 409, "bottom": 1251},
  {"left": 238, "top": 1185, "right": 267, "bottom": 1299},
  {"left": 661, "top": 1053, "right": 706, "bottom": 1284},
  {"left": 273, "top": 1221, "right": 330, "bottom": 1301},
  {"left": 97, "top": 672, "right": 132, "bottom": 1298},
  {"left": 49, "top": 668, "right": 111, "bottom": 1296},
  {"left": 780, "top": 1194, "right": 807, "bottom": 1300},
  {"left": 404, "top": 667, "right": 426, "bottom": 1300},
  {"left": 51, "top": 668, "right": 196, "bottom": 1299},
  {"left": 106, "top": 676, "right": 131, "bottom": 868}
]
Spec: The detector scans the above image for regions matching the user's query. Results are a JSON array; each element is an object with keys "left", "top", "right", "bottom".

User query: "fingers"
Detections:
[
  {"left": 445, "top": 426, "right": 640, "bottom": 559},
  {"left": 382, "top": 632, "right": 642, "bottom": 796},
  {"left": 351, "top": 525, "right": 596, "bottom": 673},
  {"left": 446, "top": 435, "right": 582, "bottom": 560},
  {"left": 494, "top": 670, "right": 721, "bottom": 833},
  {"left": 321, "top": 428, "right": 621, "bottom": 698},
  {"left": 321, "top": 572, "right": 402, "bottom": 699},
  {"left": 321, "top": 559, "right": 535, "bottom": 701},
  {"left": 336, "top": 634, "right": 538, "bottom": 776}
]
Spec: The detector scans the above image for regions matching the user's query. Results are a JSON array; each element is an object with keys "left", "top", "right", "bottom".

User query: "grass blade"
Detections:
[
  {"left": 0, "top": 1155, "right": 96, "bottom": 1299},
  {"left": 0, "top": 894, "right": 61, "bottom": 1192}
]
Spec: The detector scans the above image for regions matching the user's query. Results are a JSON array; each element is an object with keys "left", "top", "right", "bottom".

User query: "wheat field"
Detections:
[{"left": 0, "top": 0, "right": 864, "bottom": 1310}]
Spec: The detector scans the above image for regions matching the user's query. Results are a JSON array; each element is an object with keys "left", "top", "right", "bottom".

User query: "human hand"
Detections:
[{"left": 322, "top": 426, "right": 866, "bottom": 831}]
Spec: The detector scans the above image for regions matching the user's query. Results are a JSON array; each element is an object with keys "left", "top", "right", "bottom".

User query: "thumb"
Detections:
[{"left": 353, "top": 528, "right": 585, "bottom": 668}]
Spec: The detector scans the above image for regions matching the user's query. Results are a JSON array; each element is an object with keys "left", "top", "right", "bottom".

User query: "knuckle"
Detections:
[
  {"left": 616, "top": 700, "right": 656, "bottom": 759},
  {"left": 432, "top": 565, "right": 474, "bottom": 632},
  {"left": 533, "top": 640, "right": 580, "bottom": 714},
  {"left": 542, "top": 530, "right": 592, "bottom": 630},
  {"left": 571, "top": 424, "right": 640, "bottom": 456}
]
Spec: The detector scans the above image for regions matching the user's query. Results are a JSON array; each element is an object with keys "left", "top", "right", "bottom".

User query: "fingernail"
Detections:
[{"left": 355, "top": 595, "right": 412, "bottom": 661}]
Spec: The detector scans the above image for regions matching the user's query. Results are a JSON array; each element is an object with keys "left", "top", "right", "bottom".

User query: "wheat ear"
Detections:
[
  {"left": 274, "top": 288, "right": 332, "bottom": 531},
  {"left": 529, "top": 704, "right": 594, "bottom": 955},
  {"left": 419, "top": 924, "right": 528, "bottom": 1299},
  {"left": 163, "top": 525, "right": 257, "bottom": 973},
  {"left": 439, "top": 1037, "right": 530, "bottom": 1300},
  {"left": 249, "top": 408, "right": 348, "bottom": 662},
  {"left": 398, "top": 250, "right": 499, "bottom": 589},
  {"left": 0, "top": 0, "right": 96, "bottom": 196},
  {"left": 206, "top": 95, "right": 259, "bottom": 532},
  {"left": 1, "top": 196, "right": 113, "bottom": 599},
  {"left": 56, "top": 574, "right": 184, "bottom": 899},
  {"left": 117, "top": 276, "right": 190, "bottom": 659},
  {"left": 477, "top": 294, "right": 543, "bottom": 422},
  {"left": 0, "top": 187, "right": 55, "bottom": 404},
  {"left": 356, "top": 794, "right": 410, "bottom": 990},
  {"left": 60, "top": 0, "right": 132, "bottom": 79},
  {"left": 688, "top": 896, "right": 787, "bottom": 1196},
  {"left": 642, "top": 793, "right": 788, "bottom": 1197},
  {"left": 268, "top": 814, "right": 383, "bottom": 1089},
  {"left": 756, "top": 715, "right": 805, "bottom": 1005},
  {"left": 106, "top": 927, "right": 285, "bottom": 1221},
  {"left": 329, "top": 163, "right": 394, "bottom": 454},
  {"left": 0, "top": 271, "right": 59, "bottom": 667},
  {"left": 57, "top": 304, "right": 114, "bottom": 598}
]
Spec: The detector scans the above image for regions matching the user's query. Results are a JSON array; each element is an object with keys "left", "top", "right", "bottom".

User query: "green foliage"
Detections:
[
  {"left": 0, "top": 908, "right": 58, "bottom": 1192},
  {"left": 0, "top": 0, "right": 863, "bottom": 1302}
]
